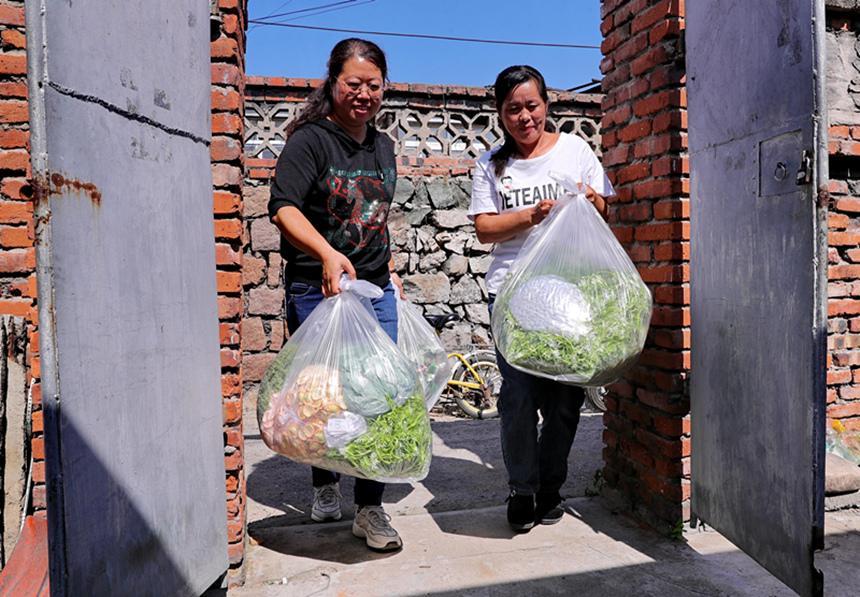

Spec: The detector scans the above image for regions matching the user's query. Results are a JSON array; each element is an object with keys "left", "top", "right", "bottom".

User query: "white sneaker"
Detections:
[
  {"left": 311, "top": 483, "right": 342, "bottom": 522},
  {"left": 352, "top": 506, "right": 402, "bottom": 551}
]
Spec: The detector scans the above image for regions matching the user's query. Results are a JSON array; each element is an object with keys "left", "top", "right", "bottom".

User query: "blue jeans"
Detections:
[
  {"left": 488, "top": 296, "right": 585, "bottom": 497},
  {"left": 286, "top": 280, "right": 398, "bottom": 507}
]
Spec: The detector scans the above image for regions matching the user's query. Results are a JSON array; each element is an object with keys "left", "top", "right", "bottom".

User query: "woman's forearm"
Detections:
[
  {"left": 273, "top": 205, "right": 335, "bottom": 262},
  {"left": 473, "top": 210, "right": 533, "bottom": 244}
]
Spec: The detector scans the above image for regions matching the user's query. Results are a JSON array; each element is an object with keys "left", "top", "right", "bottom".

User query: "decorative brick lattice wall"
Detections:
[
  {"left": 240, "top": 77, "right": 603, "bottom": 383},
  {"left": 827, "top": 7, "right": 860, "bottom": 431},
  {"left": 600, "top": 0, "right": 691, "bottom": 530},
  {"left": 0, "top": 0, "right": 40, "bottom": 512},
  {"left": 210, "top": 0, "right": 249, "bottom": 581}
]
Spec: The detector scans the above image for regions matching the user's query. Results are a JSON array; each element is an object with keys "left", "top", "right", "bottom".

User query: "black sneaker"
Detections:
[
  {"left": 535, "top": 492, "right": 564, "bottom": 525},
  {"left": 506, "top": 490, "right": 535, "bottom": 532}
]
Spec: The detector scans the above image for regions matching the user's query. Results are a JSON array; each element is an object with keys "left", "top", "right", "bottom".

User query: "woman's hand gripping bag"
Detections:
[
  {"left": 396, "top": 294, "right": 453, "bottom": 410},
  {"left": 256, "top": 277, "right": 433, "bottom": 483},
  {"left": 491, "top": 177, "right": 652, "bottom": 386}
]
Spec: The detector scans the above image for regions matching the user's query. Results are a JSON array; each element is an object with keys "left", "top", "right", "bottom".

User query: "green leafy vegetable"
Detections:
[
  {"left": 333, "top": 393, "right": 432, "bottom": 481},
  {"left": 498, "top": 271, "right": 651, "bottom": 385}
]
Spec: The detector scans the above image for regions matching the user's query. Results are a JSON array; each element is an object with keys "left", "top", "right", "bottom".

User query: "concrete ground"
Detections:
[{"left": 236, "top": 392, "right": 860, "bottom": 596}]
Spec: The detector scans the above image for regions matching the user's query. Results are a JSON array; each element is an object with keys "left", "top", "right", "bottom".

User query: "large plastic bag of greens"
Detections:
[
  {"left": 257, "top": 277, "right": 432, "bottom": 482},
  {"left": 396, "top": 294, "right": 452, "bottom": 409},
  {"left": 491, "top": 176, "right": 652, "bottom": 386}
]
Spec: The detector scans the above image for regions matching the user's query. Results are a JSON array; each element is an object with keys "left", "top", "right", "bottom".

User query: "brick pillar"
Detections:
[
  {"left": 826, "top": 7, "right": 860, "bottom": 430},
  {"left": 0, "top": 0, "right": 42, "bottom": 511},
  {"left": 211, "top": 0, "right": 248, "bottom": 582},
  {"left": 599, "top": 0, "right": 691, "bottom": 531}
]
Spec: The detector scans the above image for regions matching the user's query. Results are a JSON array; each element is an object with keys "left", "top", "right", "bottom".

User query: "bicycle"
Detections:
[{"left": 424, "top": 313, "right": 501, "bottom": 419}]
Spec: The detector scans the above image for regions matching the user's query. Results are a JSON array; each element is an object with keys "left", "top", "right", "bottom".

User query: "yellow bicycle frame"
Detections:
[{"left": 446, "top": 352, "right": 487, "bottom": 391}]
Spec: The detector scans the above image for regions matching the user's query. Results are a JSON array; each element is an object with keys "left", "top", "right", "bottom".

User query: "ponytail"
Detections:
[
  {"left": 490, "top": 131, "right": 518, "bottom": 178},
  {"left": 284, "top": 83, "right": 333, "bottom": 139}
]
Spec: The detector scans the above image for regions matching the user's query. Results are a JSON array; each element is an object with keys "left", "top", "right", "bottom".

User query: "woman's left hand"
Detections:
[
  {"left": 580, "top": 183, "right": 607, "bottom": 218},
  {"left": 390, "top": 270, "right": 406, "bottom": 299}
]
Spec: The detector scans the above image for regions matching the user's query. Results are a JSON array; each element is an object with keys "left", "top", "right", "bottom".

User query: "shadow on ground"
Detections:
[
  {"left": 240, "top": 390, "right": 860, "bottom": 595},
  {"left": 245, "top": 409, "right": 604, "bottom": 561},
  {"left": 234, "top": 496, "right": 855, "bottom": 597}
]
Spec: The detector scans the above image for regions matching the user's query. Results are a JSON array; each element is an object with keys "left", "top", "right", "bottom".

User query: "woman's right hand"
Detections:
[
  {"left": 321, "top": 249, "right": 356, "bottom": 297},
  {"left": 529, "top": 199, "right": 557, "bottom": 226}
]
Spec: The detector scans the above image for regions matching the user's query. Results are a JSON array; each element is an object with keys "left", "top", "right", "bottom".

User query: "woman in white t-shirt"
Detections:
[{"left": 469, "top": 65, "right": 615, "bottom": 532}]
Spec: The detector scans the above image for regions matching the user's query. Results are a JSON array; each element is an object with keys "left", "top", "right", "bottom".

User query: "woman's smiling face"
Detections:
[
  {"left": 331, "top": 56, "right": 384, "bottom": 128},
  {"left": 500, "top": 78, "right": 548, "bottom": 149}
]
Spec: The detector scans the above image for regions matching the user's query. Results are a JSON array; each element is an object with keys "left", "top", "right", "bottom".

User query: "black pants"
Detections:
[{"left": 489, "top": 296, "right": 585, "bottom": 496}]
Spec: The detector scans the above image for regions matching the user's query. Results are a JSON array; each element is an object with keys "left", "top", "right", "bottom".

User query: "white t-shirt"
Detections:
[{"left": 468, "top": 132, "right": 615, "bottom": 295}]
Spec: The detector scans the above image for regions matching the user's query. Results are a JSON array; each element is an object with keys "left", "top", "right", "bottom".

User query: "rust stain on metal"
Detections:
[
  {"left": 817, "top": 185, "right": 830, "bottom": 209},
  {"left": 30, "top": 172, "right": 102, "bottom": 228},
  {"left": 47, "top": 172, "right": 102, "bottom": 205},
  {"left": 30, "top": 174, "right": 52, "bottom": 227}
]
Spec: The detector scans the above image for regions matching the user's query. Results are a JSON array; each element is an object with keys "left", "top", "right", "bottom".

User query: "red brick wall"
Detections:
[
  {"left": 211, "top": 0, "right": 248, "bottom": 581},
  {"left": 827, "top": 9, "right": 860, "bottom": 432},
  {"left": 0, "top": 0, "right": 41, "bottom": 511},
  {"left": 600, "top": 0, "right": 691, "bottom": 530},
  {"left": 827, "top": 143, "right": 860, "bottom": 428}
]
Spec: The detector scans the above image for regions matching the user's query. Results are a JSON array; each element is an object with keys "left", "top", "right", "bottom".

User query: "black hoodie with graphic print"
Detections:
[{"left": 268, "top": 119, "right": 397, "bottom": 288}]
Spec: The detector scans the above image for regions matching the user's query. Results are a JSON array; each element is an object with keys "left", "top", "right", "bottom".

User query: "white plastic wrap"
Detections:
[
  {"left": 257, "top": 277, "right": 432, "bottom": 482},
  {"left": 324, "top": 411, "right": 368, "bottom": 450},
  {"left": 491, "top": 178, "right": 652, "bottom": 386},
  {"left": 396, "top": 294, "right": 453, "bottom": 409}
]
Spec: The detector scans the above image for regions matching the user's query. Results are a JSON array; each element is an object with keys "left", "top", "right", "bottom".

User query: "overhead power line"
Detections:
[
  {"left": 278, "top": 0, "right": 377, "bottom": 23},
  {"left": 264, "top": 0, "right": 367, "bottom": 21},
  {"left": 249, "top": 0, "right": 296, "bottom": 32},
  {"left": 250, "top": 0, "right": 374, "bottom": 32},
  {"left": 248, "top": 20, "right": 602, "bottom": 50},
  {"left": 257, "top": 0, "right": 296, "bottom": 22}
]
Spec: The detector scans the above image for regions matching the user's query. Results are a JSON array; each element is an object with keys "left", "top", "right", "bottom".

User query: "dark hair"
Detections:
[
  {"left": 285, "top": 38, "right": 388, "bottom": 138},
  {"left": 489, "top": 65, "right": 550, "bottom": 177}
]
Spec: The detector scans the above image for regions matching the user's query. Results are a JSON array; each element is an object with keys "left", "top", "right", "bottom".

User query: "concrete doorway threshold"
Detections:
[{"left": 237, "top": 393, "right": 860, "bottom": 596}]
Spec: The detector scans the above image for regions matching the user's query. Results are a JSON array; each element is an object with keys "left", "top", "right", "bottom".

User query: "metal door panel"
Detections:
[
  {"left": 43, "top": 2, "right": 212, "bottom": 141},
  {"left": 27, "top": 1, "right": 228, "bottom": 595},
  {"left": 687, "top": 1, "right": 826, "bottom": 596},
  {"left": 687, "top": 0, "right": 815, "bottom": 147}
]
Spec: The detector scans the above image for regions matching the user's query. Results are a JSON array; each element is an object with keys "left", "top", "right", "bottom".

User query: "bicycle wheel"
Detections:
[{"left": 454, "top": 358, "right": 501, "bottom": 419}]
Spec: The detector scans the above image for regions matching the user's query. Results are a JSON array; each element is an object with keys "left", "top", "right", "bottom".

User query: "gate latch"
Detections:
[{"left": 796, "top": 150, "right": 813, "bottom": 185}]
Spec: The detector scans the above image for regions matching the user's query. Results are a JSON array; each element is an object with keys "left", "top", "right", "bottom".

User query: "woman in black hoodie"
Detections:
[{"left": 267, "top": 38, "right": 404, "bottom": 552}]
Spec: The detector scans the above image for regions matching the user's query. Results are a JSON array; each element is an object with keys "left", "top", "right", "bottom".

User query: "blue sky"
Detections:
[{"left": 246, "top": 1, "right": 604, "bottom": 90}]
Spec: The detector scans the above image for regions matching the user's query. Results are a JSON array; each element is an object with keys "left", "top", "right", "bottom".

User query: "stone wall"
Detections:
[{"left": 240, "top": 77, "right": 604, "bottom": 384}]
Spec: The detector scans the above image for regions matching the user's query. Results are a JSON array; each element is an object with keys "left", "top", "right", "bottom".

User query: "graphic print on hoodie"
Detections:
[{"left": 268, "top": 119, "right": 397, "bottom": 288}]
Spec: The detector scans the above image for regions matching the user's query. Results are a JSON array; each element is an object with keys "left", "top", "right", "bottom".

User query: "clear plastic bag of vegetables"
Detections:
[
  {"left": 396, "top": 294, "right": 452, "bottom": 410},
  {"left": 257, "top": 277, "right": 433, "bottom": 483},
  {"left": 491, "top": 175, "right": 652, "bottom": 386}
]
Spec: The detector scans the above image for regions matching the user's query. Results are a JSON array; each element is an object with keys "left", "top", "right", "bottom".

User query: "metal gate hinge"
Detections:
[{"left": 796, "top": 150, "right": 813, "bottom": 185}]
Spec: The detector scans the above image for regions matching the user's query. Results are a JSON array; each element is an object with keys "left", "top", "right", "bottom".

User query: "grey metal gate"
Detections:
[
  {"left": 26, "top": 2, "right": 228, "bottom": 595},
  {"left": 687, "top": 1, "right": 828, "bottom": 596}
]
